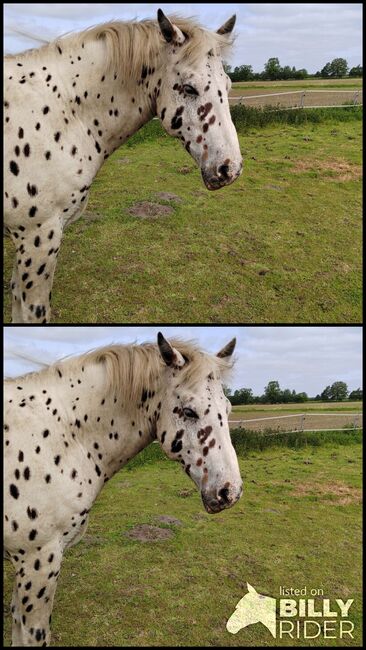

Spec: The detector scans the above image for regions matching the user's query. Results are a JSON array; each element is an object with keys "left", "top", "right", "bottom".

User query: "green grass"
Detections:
[
  {"left": 230, "top": 104, "right": 362, "bottom": 129},
  {"left": 3, "top": 442, "right": 362, "bottom": 646},
  {"left": 3, "top": 113, "right": 362, "bottom": 323}
]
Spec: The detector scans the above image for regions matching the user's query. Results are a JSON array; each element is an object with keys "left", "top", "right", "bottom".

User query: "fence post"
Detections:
[
  {"left": 300, "top": 91, "right": 306, "bottom": 108},
  {"left": 300, "top": 414, "right": 305, "bottom": 431},
  {"left": 353, "top": 91, "right": 359, "bottom": 105}
]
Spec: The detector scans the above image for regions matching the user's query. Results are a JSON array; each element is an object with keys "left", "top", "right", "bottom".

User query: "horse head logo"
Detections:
[{"left": 226, "top": 583, "right": 276, "bottom": 637}]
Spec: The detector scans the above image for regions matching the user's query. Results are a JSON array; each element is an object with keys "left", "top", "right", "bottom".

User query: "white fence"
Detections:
[
  {"left": 229, "top": 412, "right": 363, "bottom": 434},
  {"left": 229, "top": 89, "right": 363, "bottom": 110}
]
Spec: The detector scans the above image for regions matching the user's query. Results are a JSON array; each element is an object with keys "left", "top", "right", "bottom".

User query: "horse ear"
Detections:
[
  {"left": 247, "top": 582, "right": 257, "bottom": 594},
  {"left": 217, "top": 14, "right": 236, "bottom": 35},
  {"left": 157, "top": 9, "right": 186, "bottom": 45},
  {"left": 157, "top": 332, "right": 185, "bottom": 367},
  {"left": 217, "top": 337, "right": 236, "bottom": 358}
]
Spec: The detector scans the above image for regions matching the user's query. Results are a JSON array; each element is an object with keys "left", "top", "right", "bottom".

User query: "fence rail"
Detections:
[
  {"left": 229, "top": 412, "right": 363, "bottom": 433},
  {"left": 229, "top": 89, "right": 362, "bottom": 110}
]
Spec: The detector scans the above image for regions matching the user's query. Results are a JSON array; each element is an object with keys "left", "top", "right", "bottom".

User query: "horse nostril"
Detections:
[
  {"left": 218, "top": 487, "right": 231, "bottom": 504},
  {"left": 218, "top": 164, "right": 230, "bottom": 180}
]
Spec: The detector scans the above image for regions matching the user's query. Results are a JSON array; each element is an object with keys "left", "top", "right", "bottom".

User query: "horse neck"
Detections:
[
  {"left": 49, "top": 36, "right": 161, "bottom": 158},
  {"left": 53, "top": 358, "right": 162, "bottom": 481}
]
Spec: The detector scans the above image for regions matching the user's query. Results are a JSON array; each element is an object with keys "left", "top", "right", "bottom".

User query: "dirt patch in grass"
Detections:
[
  {"left": 127, "top": 201, "right": 174, "bottom": 219},
  {"left": 154, "top": 192, "right": 183, "bottom": 203},
  {"left": 292, "top": 480, "right": 362, "bottom": 505},
  {"left": 155, "top": 515, "right": 183, "bottom": 526},
  {"left": 292, "top": 158, "right": 362, "bottom": 181},
  {"left": 177, "top": 165, "right": 194, "bottom": 174},
  {"left": 124, "top": 524, "right": 174, "bottom": 542}
]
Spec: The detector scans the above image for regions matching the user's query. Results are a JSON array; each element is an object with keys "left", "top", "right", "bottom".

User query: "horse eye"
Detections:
[
  {"left": 183, "top": 407, "right": 199, "bottom": 419},
  {"left": 183, "top": 85, "right": 198, "bottom": 96}
]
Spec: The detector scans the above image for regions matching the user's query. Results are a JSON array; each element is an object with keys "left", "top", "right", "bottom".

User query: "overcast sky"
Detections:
[
  {"left": 4, "top": 3, "right": 362, "bottom": 73},
  {"left": 3, "top": 326, "right": 362, "bottom": 397}
]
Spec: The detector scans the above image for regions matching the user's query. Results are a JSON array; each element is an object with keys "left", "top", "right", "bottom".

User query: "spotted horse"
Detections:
[
  {"left": 4, "top": 10, "right": 242, "bottom": 323},
  {"left": 4, "top": 332, "right": 243, "bottom": 646}
]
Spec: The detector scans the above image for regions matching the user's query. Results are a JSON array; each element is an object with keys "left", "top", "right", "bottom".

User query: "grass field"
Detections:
[
  {"left": 3, "top": 114, "right": 362, "bottom": 323},
  {"left": 3, "top": 441, "right": 362, "bottom": 646}
]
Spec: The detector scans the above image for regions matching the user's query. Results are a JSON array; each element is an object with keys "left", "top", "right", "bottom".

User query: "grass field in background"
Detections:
[
  {"left": 3, "top": 441, "right": 362, "bottom": 646},
  {"left": 3, "top": 111, "right": 362, "bottom": 323}
]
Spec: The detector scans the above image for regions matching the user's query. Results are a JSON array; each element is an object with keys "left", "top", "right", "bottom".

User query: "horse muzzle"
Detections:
[
  {"left": 201, "top": 161, "right": 243, "bottom": 191},
  {"left": 201, "top": 483, "right": 243, "bottom": 514}
]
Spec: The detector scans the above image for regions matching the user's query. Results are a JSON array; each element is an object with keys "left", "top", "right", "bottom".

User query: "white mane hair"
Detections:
[
  {"left": 5, "top": 16, "right": 234, "bottom": 81},
  {"left": 5, "top": 339, "right": 234, "bottom": 405}
]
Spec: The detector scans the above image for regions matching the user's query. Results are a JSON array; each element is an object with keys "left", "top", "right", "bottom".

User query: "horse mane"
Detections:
[
  {"left": 5, "top": 16, "right": 233, "bottom": 81},
  {"left": 5, "top": 339, "right": 234, "bottom": 405},
  {"left": 83, "top": 339, "right": 234, "bottom": 403}
]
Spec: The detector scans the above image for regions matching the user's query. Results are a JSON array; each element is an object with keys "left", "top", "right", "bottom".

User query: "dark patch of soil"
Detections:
[
  {"left": 177, "top": 166, "right": 193, "bottom": 174},
  {"left": 124, "top": 524, "right": 174, "bottom": 542},
  {"left": 154, "top": 192, "right": 182, "bottom": 203},
  {"left": 155, "top": 515, "right": 183, "bottom": 526},
  {"left": 127, "top": 201, "right": 174, "bottom": 219}
]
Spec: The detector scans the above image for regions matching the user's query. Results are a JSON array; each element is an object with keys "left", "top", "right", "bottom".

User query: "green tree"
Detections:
[
  {"left": 321, "top": 385, "right": 332, "bottom": 401},
  {"left": 348, "top": 388, "right": 362, "bottom": 400},
  {"left": 264, "top": 57, "right": 282, "bottom": 80},
  {"left": 294, "top": 391, "right": 308, "bottom": 403},
  {"left": 320, "top": 62, "right": 332, "bottom": 78},
  {"left": 329, "top": 58, "right": 348, "bottom": 78},
  {"left": 349, "top": 65, "right": 362, "bottom": 77},
  {"left": 329, "top": 381, "right": 348, "bottom": 401},
  {"left": 231, "top": 388, "right": 254, "bottom": 405},
  {"left": 281, "top": 65, "right": 292, "bottom": 80},
  {"left": 294, "top": 68, "right": 308, "bottom": 79},
  {"left": 263, "top": 380, "right": 282, "bottom": 403},
  {"left": 281, "top": 388, "right": 292, "bottom": 403}
]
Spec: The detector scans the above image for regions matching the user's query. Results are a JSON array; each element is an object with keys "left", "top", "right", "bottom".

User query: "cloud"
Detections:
[
  {"left": 4, "top": 3, "right": 362, "bottom": 70},
  {"left": 4, "top": 327, "right": 362, "bottom": 397}
]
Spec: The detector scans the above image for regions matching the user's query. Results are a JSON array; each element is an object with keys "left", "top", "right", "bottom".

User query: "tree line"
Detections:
[
  {"left": 224, "top": 380, "right": 362, "bottom": 405},
  {"left": 225, "top": 57, "right": 363, "bottom": 82}
]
